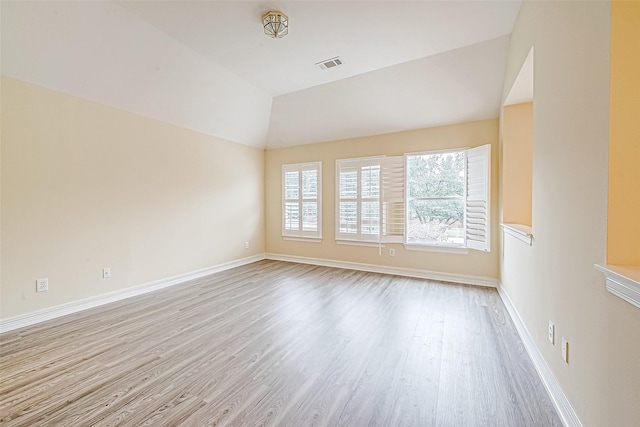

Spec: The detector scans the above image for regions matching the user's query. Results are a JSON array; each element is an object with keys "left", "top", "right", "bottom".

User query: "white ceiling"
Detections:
[
  {"left": 268, "top": 35, "right": 510, "bottom": 148},
  {"left": 1, "top": 1, "right": 522, "bottom": 148}
]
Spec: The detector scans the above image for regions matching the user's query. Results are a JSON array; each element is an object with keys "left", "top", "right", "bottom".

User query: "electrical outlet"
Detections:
[
  {"left": 103, "top": 268, "right": 111, "bottom": 279},
  {"left": 244, "top": 241, "right": 249, "bottom": 249},
  {"left": 36, "top": 278, "right": 49, "bottom": 292},
  {"left": 388, "top": 248, "right": 395, "bottom": 257},
  {"left": 548, "top": 321, "right": 555, "bottom": 344},
  {"left": 562, "top": 338, "right": 569, "bottom": 363}
]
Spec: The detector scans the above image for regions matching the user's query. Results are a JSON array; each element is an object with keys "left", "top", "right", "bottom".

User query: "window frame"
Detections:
[
  {"left": 405, "top": 148, "right": 467, "bottom": 249},
  {"left": 282, "top": 161, "right": 322, "bottom": 241},
  {"left": 403, "top": 144, "right": 491, "bottom": 252}
]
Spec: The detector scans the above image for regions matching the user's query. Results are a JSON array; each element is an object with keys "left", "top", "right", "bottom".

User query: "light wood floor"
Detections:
[{"left": 0, "top": 260, "right": 561, "bottom": 426}]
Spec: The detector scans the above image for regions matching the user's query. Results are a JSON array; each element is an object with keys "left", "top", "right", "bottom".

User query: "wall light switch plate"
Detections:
[
  {"left": 562, "top": 338, "right": 569, "bottom": 363},
  {"left": 103, "top": 268, "right": 111, "bottom": 279}
]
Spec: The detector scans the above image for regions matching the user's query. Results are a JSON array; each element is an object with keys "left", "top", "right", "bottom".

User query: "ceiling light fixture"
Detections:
[{"left": 262, "top": 11, "right": 288, "bottom": 38}]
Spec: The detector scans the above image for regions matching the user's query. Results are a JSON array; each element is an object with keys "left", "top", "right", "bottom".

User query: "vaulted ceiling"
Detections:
[{"left": 1, "top": 1, "right": 522, "bottom": 149}]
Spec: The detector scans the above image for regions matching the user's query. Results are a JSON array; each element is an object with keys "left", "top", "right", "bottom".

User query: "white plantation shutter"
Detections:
[
  {"left": 381, "top": 156, "right": 405, "bottom": 243},
  {"left": 336, "top": 157, "right": 382, "bottom": 242},
  {"left": 336, "top": 159, "right": 360, "bottom": 240},
  {"left": 360, "top": 162, "right": 381, "bottom": 238},
  {"left": 283, "top": 169, "right": 300, "bottom": 231},
  {"left": 282, "top": 162, "right": 322, "bottom": 239},
  {"left": 465, "top": 144, "right": 491, "bottom": 251}
]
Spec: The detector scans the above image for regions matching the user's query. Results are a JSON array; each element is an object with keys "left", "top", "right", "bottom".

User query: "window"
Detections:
[
  {"left": 336, "top": 156, "right": 405, "bottom": 244},
  {"left": 406, "top": 145, "right": 491, "bottom": 251},
  {"left": 406, "top": 151, "right": 465, "bottom": 246},
  {"left": 335, "top": 145, "right": 491, "bottom": 251},
  {"left": 282, "top": 162, "right": 321, "bottom": 240},
  {"left": 336, "top": 157, "right": 381, "bottom": 242}
]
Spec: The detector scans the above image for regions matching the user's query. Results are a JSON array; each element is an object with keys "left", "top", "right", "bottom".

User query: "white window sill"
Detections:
[
  {"left": 282, "top": 236, "right": 322, "bottom": 243},
  {"left": 404, "top": 244, "right": 469, "bottom": 254},
  {"left": 336, "top": 240, "right": 383, "bottom": 248},
  {"left": 501, "top": 223, "right": 533, "bottom": 245},
  {"left": 594, "top": 264, "right": 640, "bottom": 309}
]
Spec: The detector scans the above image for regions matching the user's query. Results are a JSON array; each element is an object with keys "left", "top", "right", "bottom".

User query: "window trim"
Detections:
[
  {"left": 282, "top": 161, "right": 322, "bottom": 240},
  {"left": 404, "top": 244, "right": 469, "bottom": 254},
  {"left": 336, "top": 240, "right": 385, "bottom": 248}
]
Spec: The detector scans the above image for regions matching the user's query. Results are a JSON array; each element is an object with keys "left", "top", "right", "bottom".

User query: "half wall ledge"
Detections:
[
  {"left": 501, "top": 223, "right": 533, "bottom": 245},
  {"left": 594, "top": 264, "right": 640, "bottom": 309}
]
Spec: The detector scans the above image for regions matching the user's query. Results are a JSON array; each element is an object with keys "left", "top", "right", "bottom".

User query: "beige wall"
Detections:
[
  {"left": 265, "top": 120, "right": 499, "bottom": 281},
  {"left": 0, "top": 77, "right": 265, "bottom": 320},
  {"left": 4, "top": 3, "right": 638, "bottom": 423},
  {"left": 608, "top": 0, "right": 640, "bottom": 266},
  {"left": 502, "top": 102, "right": 533, "bottom": 226},
  {"left": 500, "top": 2, "right": 640, "bottom": 426}
]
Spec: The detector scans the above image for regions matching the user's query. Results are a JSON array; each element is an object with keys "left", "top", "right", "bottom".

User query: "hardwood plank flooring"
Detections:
[{"left": 0, "top": 260, "right": 562, "bottom": 426}]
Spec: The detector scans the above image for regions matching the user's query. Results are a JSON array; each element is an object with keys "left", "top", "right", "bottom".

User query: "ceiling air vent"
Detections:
[{"left": 315, "top": 56, "right": 343, "bottom": 70}]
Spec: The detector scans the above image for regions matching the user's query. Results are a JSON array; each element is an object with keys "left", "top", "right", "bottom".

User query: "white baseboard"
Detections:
[
  {"left": 0, "top": 254, "right": 266, "bottom": 334},
  {"left": 1, "top": 252, "right": 579, "bottom": 427},
  {"left": 1, "top": 253, "right": 494, "bottom": 333},
  {"left": 497, "top": 286, "right": 583, "bottom": 427},
  {"left": 265, "top": 253, "right": 499, "bottom": 288}
]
